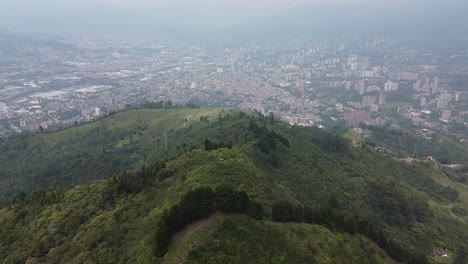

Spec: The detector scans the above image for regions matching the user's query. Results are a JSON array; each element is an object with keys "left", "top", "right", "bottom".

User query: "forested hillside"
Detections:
[
  {"left": 0, "top": 109, "right": 467, "bottom": 263},
  {"left": 0, "top": 108, "right": 231, "bottom": 200}
]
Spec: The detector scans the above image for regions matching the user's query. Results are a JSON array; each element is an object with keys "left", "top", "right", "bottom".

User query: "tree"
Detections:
[
  {"left": 166, "top": 205, "right": 182, "bottom": 231},
  {"left": 294, "top": 205, "right": 304, "bottom": 222},
  {"left": 247, "top": 200, "right": 264, "bottom": 220},
  {"left": 303, "top": 205, "right": 316, "bottom": 223},
  {"left": 257, "top": 139, "right": 270, "bottom": 154},
  {"left": 272, "top": 201, "right": 294, "bottom": 222},
  {"left": 267, "top": 112, "right": 275, "bottom": 124},
  {"left": 204, "top": 139, "right": 213, "bottom": 151},
  {"left": 215, "top": 185, "right": 249, "bottom": 213},
  {"left": 454, "top": 246, "right": 468, "bottom": 264},
  {"left": 155, "top": 210, "right": 172, "bottom": 257}
]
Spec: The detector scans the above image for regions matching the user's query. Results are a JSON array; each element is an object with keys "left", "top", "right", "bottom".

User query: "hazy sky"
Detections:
[
  {"left": 2, "top": 0, "right": 407, "bottom": 8},
  {"left": 93, "top": 0, "right": 407, "bottom": 8},
  {"left": 0, "top": 0, "right": 466, "bottom": 36}
]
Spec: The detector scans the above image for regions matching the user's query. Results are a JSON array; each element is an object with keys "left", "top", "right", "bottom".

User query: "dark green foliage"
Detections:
[
  {"left": 452, "top": 205, "right": 468, "bottom": 217},
  {"left": 204, "top": 139, "right": 233, "bottom": 151},
  {"left": 246, "top": 200, "right": 264, "bottom": 220},
  {"left": 269, "top": 202, "right": 430, "bottom": 264},
  {"left": 126, "top": 100, "right": 198, "bottom": 110},
  {"left": 154, "top": 186, "right": 262, "bottom": 257},
  {"left": 267, "top": 112, "right": 275, "bottom": 124},
  {"left": 14, "top": 189, "right": 64, "bottom": 206},
  {"left": 186, "top": 215, "right": 389, "bottom": 264},
  {"left": 249, "top": 121, "right": 290, "bottom": 155},
  {"left": 443, "top": 166, "right": 468, "bottom": 184},
  {"left": 440, "top": 186, "right": 459, "bottom": 202},
  {"left": 367, "top": 125, "right": 468, "bottom": 164},
  {"left": 408, "top": 197, "right": 433, "bottom": 222},
  {"left": 368, "top": 182, "right": 432, "bottom": 227},
  {"left": 1, "top": 108, "right": 467, "bottom": 263},
  {"left": 272, "top": 201, "right": 294, "bottom": 222},
  {"left": 214, "top": 184, "right": 249, "bottom": 213},
  {"left": 454, "top": 246, "right": 468, "bottom": 264},
  {"left": 0, "top": 109, "right": 249, "bottom": 201},
  {"left": 257, "top": 138, "right": 271, "bottom": 154},
  {"left": 155, "top": 210, "right": 173, "bottom": 257},
  {"left": 276, "top": 133, "right": 290, "bottom": 147},
  {"left": 115, "top": 162, "right": 166, "bottom": 194},
  {"left": 303, "top": 205, "right": 316, "bottom": 223},
  {"left": 179, "top": 187, "right": 216, "bottom": 223}
]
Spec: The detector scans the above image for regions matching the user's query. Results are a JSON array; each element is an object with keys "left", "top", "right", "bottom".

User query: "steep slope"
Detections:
[
  {"left": 0, "top": 109, "right": 467, "bottom": 263},
  {"left": 0, "top": 108, "right": 230, "bottom": 200},
  {"left": 166, "top": 214, "right": 398, "bottom": 264}
]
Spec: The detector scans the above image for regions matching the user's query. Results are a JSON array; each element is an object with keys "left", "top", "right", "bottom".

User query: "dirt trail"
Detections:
[
  {"left": 177, "top": 212, "right": 220, "bottom": 239},
  {"left": 165, "top": 212, "right": 221, "bottom": 264}
]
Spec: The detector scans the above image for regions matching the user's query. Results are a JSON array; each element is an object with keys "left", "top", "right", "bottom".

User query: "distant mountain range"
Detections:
[
  {"left": 1, "top": 2, "right": 467, "bottom": 42},
  {"left": 229, "top": 2, "right": 468, "bottom": 42},
  {"left": 0, "top": 30, "right": 76, "bottom": 64}
]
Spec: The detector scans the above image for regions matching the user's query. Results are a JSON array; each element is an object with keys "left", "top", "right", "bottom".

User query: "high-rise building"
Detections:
[
  {"left": 0, "top": 102, "right": 6, "bottom": 114},
  {"left": 437, "top": 91, "right": 452, "bottom": 109},
  {"left": 384, "top": 80, "right": 398, "bottom": 91},
  {"left": 420, "top": 97, "right": 427, "bottom": 107},
  {"left": 344, "top": 110, "right": 372, "bottom": 127},
  {"left": 390, "top": 72, "right": 419, "bottom": 81},
  {"left": 362, "top": 96, "right": 377, "bottom": 107},
  {"left": 432, "top": 77, "right": 440, "bottom": 94},
  {"left": 355, "top": 80, "right": 366, "bottom": 94},
  {"left": 378, "top": 94, "right": 386, "bottom": 105},
  {"left": 423, "top": 77, "right": 431, "bottom": 93},
  {"left": 413, "top": 79, "right": 421, "bottom": 92}
]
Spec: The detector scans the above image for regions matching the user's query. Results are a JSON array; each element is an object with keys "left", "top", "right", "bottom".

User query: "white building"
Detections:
[
  {"left": 420, "top": 97, "right": 426, "bottom": 107},
  {"left": 432, "top": 77, "right": 440, "bottom": 94},
  {"left": 441, "top": 110, "right": 452, "bottom": 122},
  {"left": 384, "top": 80, "right": 399, "bottom": 91},
  {"left": 437, "top": 91, "right": 452, "bottom": 109},
  {"left": 0, "top": 102, "right": 6, "bottom": 114}
]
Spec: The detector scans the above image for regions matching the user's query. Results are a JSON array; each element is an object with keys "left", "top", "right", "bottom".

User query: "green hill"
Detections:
[
  {"left": 0, "top": 108, "right": 467, "bottom": 263},
  {"left": 0, "top": 107, "right": 230, "bottom": 200},
  {"left": 166, "top": 214, "right": 398, "bottom": 264}
]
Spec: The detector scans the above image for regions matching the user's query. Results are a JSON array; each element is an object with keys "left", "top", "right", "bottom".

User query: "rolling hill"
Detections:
[
  {"left": 0, "top": 108, "right": 467, "bottom": 263},
  {"left": 0, "top": 107, "right": 230, "bottom": 200}
]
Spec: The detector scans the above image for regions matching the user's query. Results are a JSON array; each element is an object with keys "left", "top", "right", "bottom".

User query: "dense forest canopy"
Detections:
[{"left": 0, "top": 108, "right": 467, "bottom": 263}]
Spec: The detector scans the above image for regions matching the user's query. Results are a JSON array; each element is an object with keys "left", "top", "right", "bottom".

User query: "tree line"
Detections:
[
  {"left": 271, "top": 201, "right": 429, "bottom": 264},
  {"left": 154, "top": 185, "right": 263, "bottom": 257},
  {"left": 204, "top": 139, "right": 233, "bottom": 151}
]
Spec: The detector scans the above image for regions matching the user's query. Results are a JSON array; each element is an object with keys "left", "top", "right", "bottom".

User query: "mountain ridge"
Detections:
[{"left": 0, "top": 108, "right": 467, "bottom": 263}]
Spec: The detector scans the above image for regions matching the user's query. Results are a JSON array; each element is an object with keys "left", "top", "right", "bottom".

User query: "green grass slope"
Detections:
[{"left": 0, "top": 108, "right": 230, "bottom": 200}]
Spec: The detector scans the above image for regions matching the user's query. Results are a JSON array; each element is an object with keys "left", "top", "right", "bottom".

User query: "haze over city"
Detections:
[{"left": 1, "top": 0, "right": 468, "bottom": 263}]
